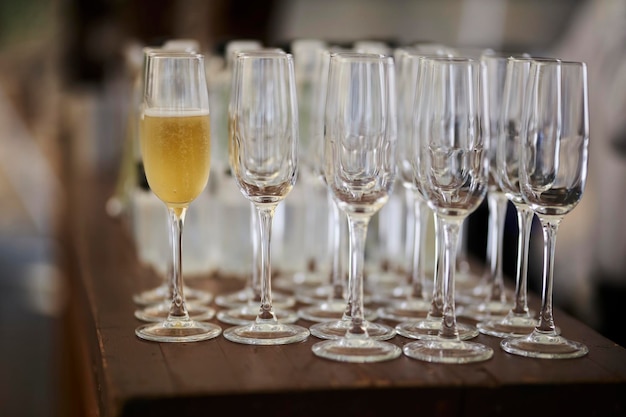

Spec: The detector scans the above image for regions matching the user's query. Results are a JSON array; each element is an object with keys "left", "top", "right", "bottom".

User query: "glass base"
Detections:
[
  {"left": 135, "top": 318, "right": 222, "bottom": 343},
  {"left": 133, "top": 284, "right": 213, "bottom": 307},
  {"left": 312, "top": 336, "right": 401, "bottom": 363},
  {"left": 500, "top": 329, "right": 588, "bottom": 359},
  {"left": 216, "top": 304, "right": 299, "bottom": 325},
  {"left": 403, "top": 338, "right": 494, "bottom": 364},
  {"left": 134, "top": 302, "right": 215, "bottom": 323},
  {"left": 296, "top": 285, "right": 372, "bottom": 306},
  {"left": 456, "top": 300, "right": 515, "bottom": 322},
  {"left": 298, "top": 300, "right": 378, "bottom": 322},
  {"left": 273, "top": 271, "right": 327, "bottom": 293},
  {"left": 365, "top": 270, "right": 405, "bottom": 299},
  {"left": 458, "top": 283, "right": 514, "bottom": 302},
  {"left": 395, "top": 316, "right": 479, "bottom": 341},
  {"left": 477, "top": 313, "right": 542, "bottom": 338},
  {"left": 214, "top": 287, "right": 296, "bottom": 309},
  {"left": 377, "top": 298, "right": 431, "bottom": 322},
  {"left": 310, "top": 318, "right": 395, "bottom": 340},
  {"left": 223, "top": 318, "right": 310, "bottom": 345}
]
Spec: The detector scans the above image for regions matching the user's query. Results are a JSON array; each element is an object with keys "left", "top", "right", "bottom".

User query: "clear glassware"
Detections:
[
  {"left": 376, "top": 49, "right": 437, "bottom": 321},
  {"left": 134, "top": 244, "right": 215, "bottom": 323},
  {"left": 402, "top": 57, "right": 493, "bottom": 363},
  {"left": 394, "top": 56, "right": 479, "bottom": 342},
  {"left": 134, "top": 52, "right": 222, "bottom": 342},
  {"left": 310, "top": 52, "right": 401, "bottom": 362},
  {"left": 501, "top": 59, "right": 589, "bottom": 359},
  {"left": 216, "top": 202, "right": 298, "bottom": 325},
  {"left": 132, "top": 46, "right": 213, "bottom": 310},
  {"left": 295, "top": 47, "right": 377, "bottom": 323},
  {"left": 223, "top": 50, "right": 309, "bottom": 345},
  {"left": 478, "top": 56, "right": 541, "bottom": 337},
  {"left": 210, "top": 47, "right": 296, "bottom": 313},
  {"left": 457, "top": 51, "right": 526, "bottom": 320}
]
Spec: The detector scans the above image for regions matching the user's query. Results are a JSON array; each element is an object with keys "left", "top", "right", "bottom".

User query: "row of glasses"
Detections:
[{"left": 130, "top": 43, "right": 589, "bottom": 363}]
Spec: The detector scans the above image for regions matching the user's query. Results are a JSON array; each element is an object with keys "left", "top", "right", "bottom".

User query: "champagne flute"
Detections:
[
  {"left": 297, "top": 47, "right": 377, "bottom": 323},
  {"left": 501, "top": 59, "right": 589, "bottom": 359},
  {"left": 478, "top": 56, "right": 541, "bottom": 337},
  {"left": 135, "top": 52, "right": 222, "bottom": 342},
  {"left": 224, "top": 50, "right": 309, "bottom": 345},
  {"left": 376, "top": 48, "right": 436, "bottom": 321},
  {"left": 213, "top": 47, "right": 296, "bottom": 315},
  {"left": 402, "top": 57, "right": 493, "bottom": 363},
  {"left": 394, "top": 56, "right": 479, "bottom": 342},
  {"left": 311, "top": 52, "right": 401, "bottom": 362},
  {"left": 457, "top": 52, "right": 526, "bottom": 320},
  {"left": 132, "top": 46, "right": 214, "bottom": 311}
]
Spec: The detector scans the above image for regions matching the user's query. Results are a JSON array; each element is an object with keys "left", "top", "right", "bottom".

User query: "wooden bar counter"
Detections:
[{"left": 66, "top": 171, "right": 626, "bottom": 417}]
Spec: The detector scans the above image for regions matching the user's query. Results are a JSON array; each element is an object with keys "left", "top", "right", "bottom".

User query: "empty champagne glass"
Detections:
[
  {"left": 402, "top": 57, "right": 493, "bottom": 363},
  {"left": 377, "top": 48, "right": 436, "bottom": 321},
  {"left": 457, "top": 52, "right": 526, "bottom": 320},
  {"left": 213, "top": 47, "right": 296, "bottom": 315},
  {"left": 501, "top": 59, "right": 589, "bottom": 359},
  {"left": 134, "top": 52, "right": 222, "bottom": 342},
  {"left": 394, "top": 56, "right": 479, "bottom": 342},
  {"left": 311, "top": 52, "right": 401, "bottom": 362},
  {"left": 224, "top": 50, "right": 309, "bottom": 345},
  {"left": 478, "top": 56, "right": 541, "bottom": 337},
  {"left": 297, "top": 47, "right": 377, "bottom": 323}
]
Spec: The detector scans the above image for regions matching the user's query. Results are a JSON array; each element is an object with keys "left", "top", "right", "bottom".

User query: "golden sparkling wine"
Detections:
[{"left": 141, "top": 109, "right": 211, "bottom": 208}]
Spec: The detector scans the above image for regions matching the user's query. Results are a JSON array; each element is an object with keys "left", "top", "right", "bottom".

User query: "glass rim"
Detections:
[
  {"left": 419, "top": 56, "right": 479, "bottom": 66},
  {"left": 528, "top": 57, "right": 587, "bottom": 69},
  {"left": 481, "top": 51, "right": 531, "bottom": 61},
  {"left": 329, "top": 51, "right": 393, "bottom": 64},
  {"left": 145, "top": 50, "right": 204, "bottom": 60},
  {"left": 235, "top": 49, "right": 290, "bottom": 60}
]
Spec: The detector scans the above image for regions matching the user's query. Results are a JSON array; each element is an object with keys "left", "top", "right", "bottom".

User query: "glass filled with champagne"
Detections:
[{"left": 135, "top": 52, "right": 222, "bottom": 342}]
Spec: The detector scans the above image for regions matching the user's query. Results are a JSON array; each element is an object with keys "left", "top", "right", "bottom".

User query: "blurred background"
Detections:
[{"left": 0, "top": 0, "right": 624, "bottom": 416}]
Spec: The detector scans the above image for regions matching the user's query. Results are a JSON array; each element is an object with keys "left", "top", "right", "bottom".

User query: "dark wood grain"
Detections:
[{"left": 67, "top": 172, "right": 626, "bottom": 417}]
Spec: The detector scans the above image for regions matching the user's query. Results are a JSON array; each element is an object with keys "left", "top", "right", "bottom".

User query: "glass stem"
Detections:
[
  {"left": 250, "top": 202, "right": 261, "bottom": 303},
  {"left": 428, "top": 214, "right": 445, "bottom": 319},
  {"left": 327, "top": 190, "right": 345, "bottom": 301},
  {"left": 439, "top": 215, "right": 462, "bottom": 340},
  {"left": 537, "top": 217, "right": 560, "bottom": 333},
  {"left": 511, "top": 204, "right": 533, "bottom": 315},
  {"left": 256, "top": 204, "right": 277, "bottom": 321},
  {"left": 410, "top": 194, "right": 428, "bottom": 300},
  {"left": 486, "top": 192, "right": 508, "bottom": 303},
  {"left": 346, "top": 214, "right": 370, "bottom": 336},
  {"left": 456, "top": 218, "right": 470, "bottom": 276},
  {"left": 403, "top": 187, "right": 416, "bottom": 286},
  {"left": 167, "top": 206, "right": 189, "bottom": 321}
]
